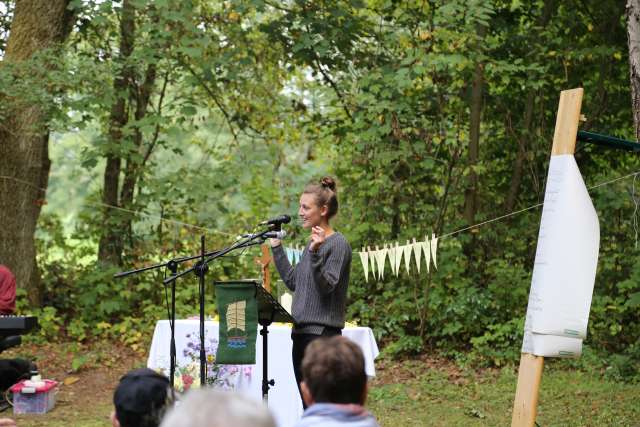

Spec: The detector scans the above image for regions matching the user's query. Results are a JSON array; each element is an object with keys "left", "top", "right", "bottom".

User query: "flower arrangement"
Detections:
[{"left": 171, "top": 333, "right": 252, "bottom": 392}]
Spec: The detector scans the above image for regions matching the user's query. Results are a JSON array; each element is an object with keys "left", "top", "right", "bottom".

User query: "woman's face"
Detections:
[{"left": 298, "top": 193, "right": 326, "bottom": 229}]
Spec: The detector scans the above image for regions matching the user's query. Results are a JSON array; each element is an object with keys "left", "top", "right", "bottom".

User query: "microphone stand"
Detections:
[
  {"left": 164, "top": 227, "right": 277, "bottom": 386},
  {"left": 113, "top": 233, "right": 268, "bottom": 389}
]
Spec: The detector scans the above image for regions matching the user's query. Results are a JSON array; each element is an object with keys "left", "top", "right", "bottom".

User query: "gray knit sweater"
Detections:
[{"left": 272, "top": 232, "right": 352, "bottom": 335}]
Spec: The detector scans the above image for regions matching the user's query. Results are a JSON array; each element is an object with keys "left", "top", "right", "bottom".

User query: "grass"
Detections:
[
  {"left": 368, "top": 358, "right": 640, "bottom": 426},
  {"left": 3, "top": 343, "right": 639, "bottom": 426}
]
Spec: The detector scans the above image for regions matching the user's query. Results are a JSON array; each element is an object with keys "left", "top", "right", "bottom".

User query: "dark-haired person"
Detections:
[
  {"left": 295, "top": 336, "right": 379, "bottom": 427},
  {"left": 111, "top": 368, "right": 170, "bottom": 427},
  {"left": 270, "top": 176, "right": 352, "bottom": 408}
]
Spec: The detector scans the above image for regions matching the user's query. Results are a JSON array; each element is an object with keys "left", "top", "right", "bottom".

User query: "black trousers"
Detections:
[{"left": 291, "top": 327, "right": 342, "bottom": 409}]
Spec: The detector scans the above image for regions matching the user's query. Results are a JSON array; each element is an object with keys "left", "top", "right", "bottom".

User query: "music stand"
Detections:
[{"left": 214, "top": 280, "right": 293, "bottom": 402}]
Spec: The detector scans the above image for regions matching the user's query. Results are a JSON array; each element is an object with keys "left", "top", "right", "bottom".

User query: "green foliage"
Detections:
[
  {"left": 7, "top": 0, "right": 637, "bottom": 380},
  {"left": 470, "top": 317, "right": 524, "bottom": 367}
]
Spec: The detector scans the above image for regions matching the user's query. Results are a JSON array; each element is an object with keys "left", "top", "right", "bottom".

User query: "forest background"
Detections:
[{"left": 1, "top": 0, "right": 640, "bottom": 383}]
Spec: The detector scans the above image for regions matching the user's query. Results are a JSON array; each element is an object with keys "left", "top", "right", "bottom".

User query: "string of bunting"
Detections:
[
  {"left": 285, "top": 246, "right": 304, "bottom": 265},
  {"left": 282, "top": 168, "right": 640, "bottom": 282},
  {"left": 356, "top": 235, "right": 438, "bottom": 282},
  {"left": 3, "top": 169, "right": 639, "bottom": 277}
]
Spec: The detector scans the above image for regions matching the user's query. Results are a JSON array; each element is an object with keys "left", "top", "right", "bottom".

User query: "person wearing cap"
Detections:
[{"left": 111, "top": 368, "right": 171, "bottom": 427}]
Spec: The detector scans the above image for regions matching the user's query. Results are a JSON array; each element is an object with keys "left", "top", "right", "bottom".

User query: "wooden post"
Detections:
[
  {"left": 255, "top": 244, "right": 272, "bottom": 293},
  {"left": 511, "top": 88, "right": 583, "bottom": 427}
]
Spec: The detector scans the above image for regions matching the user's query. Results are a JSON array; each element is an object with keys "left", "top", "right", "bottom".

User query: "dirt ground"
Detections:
[{"left": 2, "top": 341, "right": 146, "bottom": 427}]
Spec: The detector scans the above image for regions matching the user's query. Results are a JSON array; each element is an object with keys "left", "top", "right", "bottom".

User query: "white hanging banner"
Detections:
[
  {"left": 412, "top": 238, "right": 422, "bottom": 273},
  {"left": 403, "top": 241, "right": 413, "bottom": 274},
  {"left": 522, "top": 154, "right": 600, "bottom": 358},
  {"left": 430, "top": 233, "right": 438, "bottom": 270},
  {"left": 359, "top": 247, "right": 369, "bottom": 283}
]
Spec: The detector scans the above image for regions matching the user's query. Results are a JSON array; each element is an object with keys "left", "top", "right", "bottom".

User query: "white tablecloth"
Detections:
[{"left": 147, "top": 320, "right": 379, "bottom": 427}]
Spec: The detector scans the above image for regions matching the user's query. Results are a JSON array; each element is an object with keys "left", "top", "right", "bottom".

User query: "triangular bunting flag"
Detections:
[
  {"left": 376, "top": 245, "right": 388, "bottom": 279},
  {"left": 359, "top": 247, "right": 369, "bottom": 283},
  {"left": 387, "top": 243, "right": 396, "bottom": 277},
  {"left": 422, "top": 236, "right": 431, "bottom": 273},
  {"left": 412, "top": 238, "right": 422, "bottom": 273},
  {"left": 403, "top": 241, "right": 412, "bottom": 274},
  {"left": 368, "top": 246, "right": 377, "bottom": 280},
  {"left": 430, "top": 233, "right": 438, "bottom": 270},
  {"left": 394, "top": 242, "right": 402, "bottom": 277}
]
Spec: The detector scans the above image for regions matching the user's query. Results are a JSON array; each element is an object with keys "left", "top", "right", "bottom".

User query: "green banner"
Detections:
[{"left": 215, "top": 283, "right": 258, "bottom": 364}]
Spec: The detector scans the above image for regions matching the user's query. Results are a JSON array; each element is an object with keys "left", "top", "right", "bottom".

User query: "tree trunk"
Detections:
[
  {"left": 627, "top": 0, "right": 640, "bottom": 141},
  {"left": 503, "top": 0, "right": 556, "bottom": 212},
  {"left": 0, "top": 0, "right": 74, "bottom": 306},
  {"left": 97, "top": 0, "right": 135, "bottom": 267},
  {"left": 97, "top": 0, "right": 159, "bottom": 267},
  {"left": 504, "top": 92, "right": 535, "bottom": 212},
  {"left": 463, "top": 25, "right": 487, "bottom": 225}
]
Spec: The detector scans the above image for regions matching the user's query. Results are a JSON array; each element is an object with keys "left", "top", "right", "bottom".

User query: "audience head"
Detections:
[
  {"left": 160, "top": 389, "right": 276, "bottom": 427},
  {"left": 301, "top": 335, "right": 367, "bottom": 406},
  {"left": 112, "top": 368, "right": 170, "bottom": 427}
]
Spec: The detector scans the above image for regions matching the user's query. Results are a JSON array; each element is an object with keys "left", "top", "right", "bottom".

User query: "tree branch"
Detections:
[
  {"left": 182, "top": 60, "right": 239, "bottom": 143},
  {"left": 142, "top": 68, "right": 170, "bottom": 168}
]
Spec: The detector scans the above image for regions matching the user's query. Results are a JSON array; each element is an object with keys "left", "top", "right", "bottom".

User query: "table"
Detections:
[{"left": 147, "top": 320, "right": 379, "bottom": 427}]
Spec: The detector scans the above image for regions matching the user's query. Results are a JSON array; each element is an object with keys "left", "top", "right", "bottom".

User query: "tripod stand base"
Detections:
[{"left": 260, "top": 322, "right": 275, "bottom": 402}]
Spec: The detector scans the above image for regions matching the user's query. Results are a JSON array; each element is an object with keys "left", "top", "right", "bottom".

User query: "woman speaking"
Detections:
[{"left": 270, "top": 176, "right": 352, "bottom": 406}]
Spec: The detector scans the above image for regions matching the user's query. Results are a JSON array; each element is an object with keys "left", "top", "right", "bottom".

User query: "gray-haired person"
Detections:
[{"left": 160, "top": 389, "right": 276, "bottom": 427}]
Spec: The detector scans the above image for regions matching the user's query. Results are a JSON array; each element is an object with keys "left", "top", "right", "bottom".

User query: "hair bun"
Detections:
[{"left": 320, "top": 176, "right": 337, "bottom": 192}]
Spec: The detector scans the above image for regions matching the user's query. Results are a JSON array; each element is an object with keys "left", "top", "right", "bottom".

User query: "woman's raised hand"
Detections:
[{"left": 309, "top": 226, "right": 326, "bottom": 252}]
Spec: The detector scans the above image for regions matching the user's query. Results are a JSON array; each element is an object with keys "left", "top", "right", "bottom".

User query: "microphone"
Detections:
[
  {"left": 259, "top": 214, "right": 291, "bottom": 226},
  {"left": 242, "top": 230, "right": 287, "bottom": 240}
]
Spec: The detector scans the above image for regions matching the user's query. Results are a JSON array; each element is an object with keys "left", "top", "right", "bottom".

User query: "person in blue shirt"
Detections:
[{"left": 295, "top": 336, "right": 379, "bottom": 427}]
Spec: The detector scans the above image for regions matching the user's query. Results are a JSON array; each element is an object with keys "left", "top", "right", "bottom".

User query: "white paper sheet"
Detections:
[
  {"left": 522, "top": 154, "right": 600, "bottom": 357},
  {"left": 522, "top": 332, "right": 583, "bottom": 357}
]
